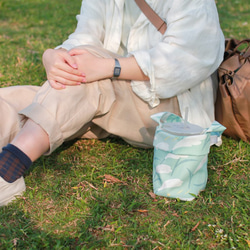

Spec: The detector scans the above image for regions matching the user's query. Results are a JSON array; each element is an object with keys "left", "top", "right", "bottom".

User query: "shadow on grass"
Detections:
[
  {"left": 0, "top": 188, "right": 151, "bottom": 249},
  {"left": 2, "top": 137, "right": 155, "bottom": 248}
]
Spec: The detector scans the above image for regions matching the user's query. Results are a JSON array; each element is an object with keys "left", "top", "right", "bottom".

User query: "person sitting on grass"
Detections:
[{"left": 0, "top": 0, "right": 224, "bottom": 206}]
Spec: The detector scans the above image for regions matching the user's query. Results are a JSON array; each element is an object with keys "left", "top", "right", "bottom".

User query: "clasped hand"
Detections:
[{"left": 42, "top": 48, "right": 112, "bottom": 90}]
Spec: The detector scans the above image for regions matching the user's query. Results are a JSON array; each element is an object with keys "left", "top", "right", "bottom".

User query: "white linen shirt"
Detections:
[{"left": 57, "top": 0, "right": 225, "bottom": 128}]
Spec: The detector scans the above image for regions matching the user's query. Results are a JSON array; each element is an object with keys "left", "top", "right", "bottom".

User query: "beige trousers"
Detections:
[{"left": 0, "top": 47, "right": 180, "bottom": 154}]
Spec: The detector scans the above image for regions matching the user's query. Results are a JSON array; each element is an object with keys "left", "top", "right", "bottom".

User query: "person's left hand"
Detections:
[{"left": 68, "top": 48, "right": 113, "bottom": 83}]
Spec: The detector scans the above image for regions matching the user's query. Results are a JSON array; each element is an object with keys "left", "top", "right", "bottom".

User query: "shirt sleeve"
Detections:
[
  {"left": 55, "top": 0, "right": 105, "bottom": 50},
  {"left": 130, "top": 0, "right": 225, "bottom": 102}
]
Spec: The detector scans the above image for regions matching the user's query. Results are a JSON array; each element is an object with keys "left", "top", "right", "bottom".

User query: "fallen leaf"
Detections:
[
  {"left": 137, "top": 209, "right": 148, "bottom": 213},
  {"left": 164, "top": 220, "right": 171, "bottom": 228},
  {"left": 191, "top": 221, "right": 200, "bottom": 232},
  {"left": 104, "top": 174, "right": 127, "bottom": 185},
  {"left": 246, "top": 240, "right": 250, "bottom": 248},
  {"left": 97, "top": 225, "right": 114, "bottom": 232},
  {"left": 88, "top": 182, "right": 98, "bottom": 190},
  {"left": 149, "top": 192, "right": 156, "bottom": 199}
]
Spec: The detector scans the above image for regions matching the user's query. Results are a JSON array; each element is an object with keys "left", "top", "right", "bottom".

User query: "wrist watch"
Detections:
[{"left": 113, "top": 58, "right": 121, "bottom": 77}]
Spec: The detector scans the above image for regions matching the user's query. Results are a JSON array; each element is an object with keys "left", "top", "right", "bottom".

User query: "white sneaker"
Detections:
[{"left": 0, "top": 176, "right": 26, "bottom": 206}]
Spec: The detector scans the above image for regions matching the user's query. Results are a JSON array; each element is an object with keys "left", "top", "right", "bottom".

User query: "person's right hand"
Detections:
[{"left": 42, "top": 48, "right": 86, "bottom": 89}]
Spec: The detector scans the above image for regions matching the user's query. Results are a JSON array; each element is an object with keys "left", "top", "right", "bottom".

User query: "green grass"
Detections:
[{"left": 0, "top": 0, "right": 249, "bottom": 249}]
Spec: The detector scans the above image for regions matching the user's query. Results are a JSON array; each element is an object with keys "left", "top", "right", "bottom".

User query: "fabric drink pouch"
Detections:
[{"left": 151, "top": 112, "right": 225, "bottom": 201}]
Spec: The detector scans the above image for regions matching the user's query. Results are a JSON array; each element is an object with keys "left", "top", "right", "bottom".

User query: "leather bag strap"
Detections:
[
  {"left": 243, "top": 46, "right": 250, "bottom": 59},
  {"left": 134, "top": 0, "right": 167, "bottom": 35}
]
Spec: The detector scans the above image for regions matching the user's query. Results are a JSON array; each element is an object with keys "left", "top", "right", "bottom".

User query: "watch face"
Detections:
[
  {"left": 114, "top": 58, "right": 121, "bottom": 77},
  {"left": 114, "top": 67, "right": 121, "bottom": 77}
]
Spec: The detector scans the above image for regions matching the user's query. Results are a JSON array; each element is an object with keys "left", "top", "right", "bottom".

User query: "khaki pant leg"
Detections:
[
  {"left": 92, "top": 80, "right": 181, "bottom": 148},
  {"left": 0, "top": 85, "right": 39, "bottom": 150},
  {"left": 19, "top": 80, "right": 115, "bottom": 154}
]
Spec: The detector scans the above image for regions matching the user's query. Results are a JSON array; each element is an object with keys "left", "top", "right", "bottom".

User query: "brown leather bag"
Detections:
[{"left": 215, "top": 38, "right": 250, "bottom": 142}]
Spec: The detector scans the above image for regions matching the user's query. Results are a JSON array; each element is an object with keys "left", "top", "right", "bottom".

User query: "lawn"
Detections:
[{"left": 0, "top": 0, "right": 249, "bottom": 249}]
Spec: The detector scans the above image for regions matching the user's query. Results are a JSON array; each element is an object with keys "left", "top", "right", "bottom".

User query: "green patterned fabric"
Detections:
[{"left": 151, "top": 112, "right": 225, "bottom": 201}]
